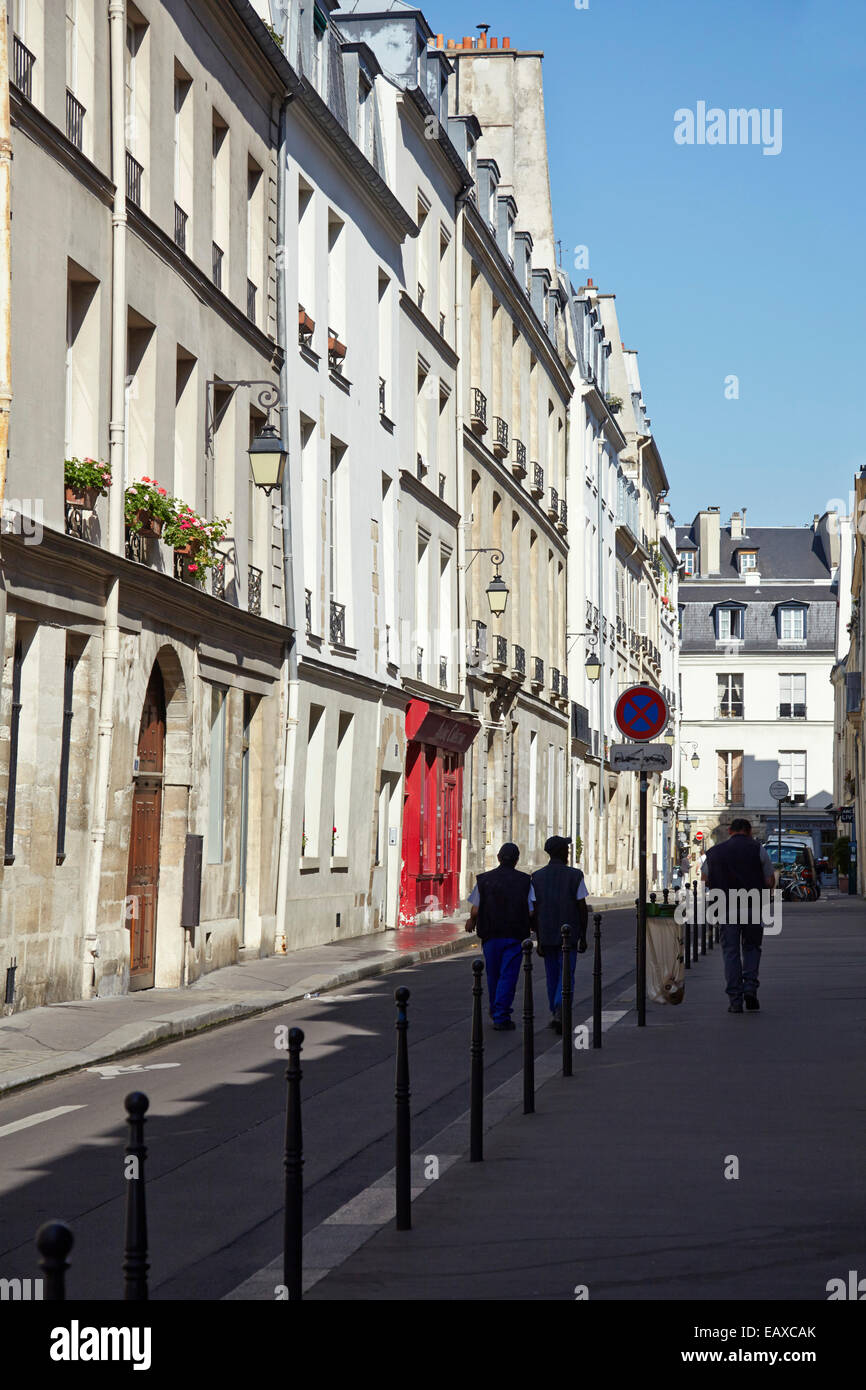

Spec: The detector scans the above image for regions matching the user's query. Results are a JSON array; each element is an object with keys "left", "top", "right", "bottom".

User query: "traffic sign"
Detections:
[
  {"left": 695, "top": 830, "right": 704, "bottom": 843},
  {"left": 769, "top": 780, "right": 789, "bottom": 801},
  {"left": 614, "top": 684, "right": 669, "bottom": 742},
  {"left": 840, "top": 806, "right": 854, "bottom": 824},
  {"left": 610, "top": 742, "right": 673, "bottom": 772}
]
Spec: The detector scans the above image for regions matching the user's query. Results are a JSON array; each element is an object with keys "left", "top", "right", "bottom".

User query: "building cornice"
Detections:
[
  {"left": 399, "top": 291, "right": 459, "bottom": 369},
  {"left": 399, "top": 470, "right": 460, "bottom": 528},
  {"left": 462, "top": 429, "right": 568, "bottom": 554},
  {"left": 11, "top": 90, "right": 114, "bottom": 206},
  {"left": 400, "top": 87, "right": 474, "bottom": 194}
]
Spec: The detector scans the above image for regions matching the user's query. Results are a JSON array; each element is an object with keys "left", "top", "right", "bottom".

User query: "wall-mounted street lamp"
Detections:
[
  {"left": 566, "top": 631, "right": 601, "bottom": 683},
  {"left": 206, "top": 380, "right": 288, "bottom": 496},
  {"left": 680, "top": 740, "right": 700, "bottom": 770},
  {"left": 465, "top": 548, "right": 509, "bottom": 616}
]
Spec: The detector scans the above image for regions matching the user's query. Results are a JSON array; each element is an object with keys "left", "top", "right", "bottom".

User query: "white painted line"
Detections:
[
  {"left": 86, "top": 1062, "right": 181, "bottom": 1079},
  {"left": 0, "top": 1104, "right": 86, "bottom": 1139}
]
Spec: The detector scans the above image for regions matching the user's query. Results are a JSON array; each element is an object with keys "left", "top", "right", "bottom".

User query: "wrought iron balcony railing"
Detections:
[
  {"left": 211, "top": 564, "right": 225, "bottom": 600},
  {"left": 305, "top": 588, "right": 312, "bottom": 635},
  {"left": 551, "top": 667, "right": 561, "bottom": 695},
  {"left": 778, "top": 703, "right": 807, "bottom": 719},
  {"left": 494, "top": 634, "right": 508, "bottom": 667},
  {"left": 12, "top": 36, "right": 35, "bottom": 101},
  {"left": 532, "top": 656, "right": 544, "bottom": 686},
  {"left": 513, "top": 644, "right": 526, "bottom": 676},
  {"left": 212, "top": 241, "right": 223, "bottom": 289},
  {"left": 559, "top": 498, "right": 567, "bottom": 529},
  {"left": 416, "top": 646, "right": 424, "bottom": 680},
  {"left": 66, "top": 90, "right": 85, "bottom": 150},
  {"left": 547, "top": 486, "right": 559, "bottom": 519},
  {"left": 126, "top": 151, "right": 144, "bottom": 207},
  {"left": 562, "top": 675, "right": 568, "bottom": 700},
  {"left": 439, "top": 656, "right": 448, "bottom": 689},
  {"left": 379, "top": 377, "right": 386, "bottom": 417},
  {"left": 248, "top": 565, "right": 262, "bottom": 616},
  {"left": 247, "top": 279, "right": 257, "bottom": 321},
  {"left": 174, "top": 203, "right": 188, "bottom": 252},
  {"left": 513, "top": 438, "right": 527, "bottom": 469},
  {"left": 330, "top": 600, "right": 346, "bottom": 647},
  {"left": 532, "top": 462, "right": 544, "bottom": 496},
  {"left": 470, "top": 387, "right": 487, "bottom": 429},
  {"left": 493, "top": 416, "right": 509, "bottom": 457}
]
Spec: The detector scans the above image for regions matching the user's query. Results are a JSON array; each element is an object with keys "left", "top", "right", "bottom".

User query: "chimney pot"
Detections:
[
  {"left": 586, "top": 277, "right": 594, "bottom": 287},
  {"left": 478, "top": 32, "right": 487, "bottom": 47},
  {"left": 463, "top": 36, "right": 474, "bottom": 48},
  {"left": 447, "top": 38, "right": 455, "bottom": 48},
  {"left": 490, "top": 36, "right": 498, "bottom": 48},
  {"left": 502, "top": 36, "right": 510, "bottom": 48},
  {"left": 437, "top": 34, "right": 444, "bottom": 47}
]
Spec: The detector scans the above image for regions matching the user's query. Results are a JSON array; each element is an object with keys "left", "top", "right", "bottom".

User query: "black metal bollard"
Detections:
[
  {"left": 561, "top": 925, "right": 573, "bottom": 1077},
  {"left": 692, "top": 881, "right": 699, "bottom": 963},
  {"left": 470, "top": 958, "right": 484, "bottom": 1161},
  {"left": 36, "top": 1221, "right": 74, "bottom": 1302},
  {"left": 122, "top": 1092, "right": 149, "bottom": 1301},
  {"left": 684, "top": 883, "right": 691, "bottom": 970},
  {"left": 283, "top": 1027, "right": 304, "bottom": 1300},
  {"left": 662, "top": 887, "right": 670, "bottom": 904},
  {"left": 592, "top": 913, "right": 602, "bottom": 1049},
  {"left": 395, "top": 987, "right": 411, "bottom": 1231},
  {"left": 521, "top": 940, "right": 535, "bottom": 1115},
  {"left": 707, "top": 901, "right": 714, "bottom": 950},
  {"left": 650, "top": 890, "right": 657, "bottom": 904}
]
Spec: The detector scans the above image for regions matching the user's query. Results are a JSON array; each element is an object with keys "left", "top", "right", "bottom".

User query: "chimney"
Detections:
[
  {"left": 436, "top": 34, "right": 444, "bottom": 48},
  {"left": 586, "top": 277, "right": 594, "bottom": 288},
  {"left": 697, "top": 508, "right": 721, "bottom": 576},
  {"left": 730, "top": 511, "right": 742, "bottom": 538},
  {"left": 502, "top": 36, "right": 511, "bottom": 48},
  {"left": 462, "top": 36, "right": 474, "bottom": 48},
  {"left": 812, "top": 513, "right": 820, "bottom": 529},
  {"left": 490, "top": 36, "right": 498, "bottom": 48}
]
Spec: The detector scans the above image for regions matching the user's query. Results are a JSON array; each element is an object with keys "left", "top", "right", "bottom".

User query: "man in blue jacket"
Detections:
[
  {"left": 702, "top": 819, "right": 776, "bottom": 1013},
  {"left": 531, "top": 836, "right": 590, "bottom": 1032},
  {"left": 466, "top": 843, "right": 535, "bottom": 1031}
]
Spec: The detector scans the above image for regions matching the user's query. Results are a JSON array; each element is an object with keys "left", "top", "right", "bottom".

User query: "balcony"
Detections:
[
  {"left": 551, "top": 667, "right": 561, "bottom": 695},
  {"left": 586, "top": 599, "right": 594, "bottom": 629},
  {"left": 492, "top": 634, "right": 508, "bottom": 670},
  {"left": 12, "top": 36, "right": 35, "bottom": 101},
  {"left": 417, "top": 283, "right": 425, "bottom": 311},
  {"left": 470, "top": 387, "right": 488, "bottom": 435},
  {"left": 126, "top": 151, "right": 144, "bottom": 208},
  {"left": 492, "top": 416, "right": 509, "bottom": 460},
  {"left": 211, "top": 564, "right": 225, "bottom": 600},
  {"left": 531, "top": 656, "right": 544, "bottom": 690},
  {"left": 470, "top": 619, "right": 488, "bottom": 668},
  {"left": 561, "top": 675, "right": 568, "bottom": 700},
  {"left": 717, "top": 704, "right": 745, "bottom": 719},
  {"left": 212, "top": 241, "right": 223, "bottom": 290},
  {"left": 512, "top": 438, "right": 527, "bottom": 480},
  {"left": 602, "top": 618, "right": 609, "bottom": 644},
  {"left": 66, "top": 90, "right": 85, "bottom": 150},
  {"left": 778, "top": 703, "right": 807, "bottom": 719},
  {"left": 416, "top": 453, "right": 428, "bottom": 482},
  {"left": 305, "top": 588, "right": 312, "bottom": 636},
  {"left": 558, "top": 498, "right": 568, "bottom": 532},
  {"left": 439, "top": 311, "right": 446, "bottom": 336},
  {"left": 513, "top": 644, "right": 526, "bottom": 677},
  {"left": 439, "top": 656, "right": 448, "bottom": 690},
  {"left": 416, "top": 646, "right": 424, "bottom": 680},
  {"left": 174, "top": 203, "right": 188, "bottom": 252},
  {"left": 330, "top": 600, "right": 347, "bottom": 647},
  {"left": 248, "top": 565, "right": 262, "bottom": 616},
  {"left": 530, "top": 462, "right": 544, "bottom": 500},
  {"left": 247, "top": 279, "right": 257, "bottom": 322},
  {"left": 592, "top": 605, "right": 599, "bottom": 629},
  {"left": 547, "top": 486, "right": 559, "bottom": 521},
  {"left": 327, "top": 329, "right": 347, "bottom": 374},
  {"left": 378, "top": 377, "right": 387, "bottom": 418},
  {"left": 298, "top": 306, "right": 315, "bottom": 347},
  {"left": 438, "top": 473, "right": 446, "bottom": 500},
  {"left": 571, "top": 701, "right": 590, "bottom": 744}
]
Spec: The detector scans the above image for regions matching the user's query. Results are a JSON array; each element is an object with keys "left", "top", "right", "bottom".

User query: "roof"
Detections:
[{"left": 675, "top": 526, "right": 833, "bottom": 581}]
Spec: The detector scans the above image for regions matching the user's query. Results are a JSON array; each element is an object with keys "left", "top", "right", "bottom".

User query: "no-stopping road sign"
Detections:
[{"left": 614, "top": 684, "right": 669, "bottom": 742}]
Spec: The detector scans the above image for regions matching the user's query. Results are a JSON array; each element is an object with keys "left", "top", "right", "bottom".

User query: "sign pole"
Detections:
[{"left": 637, "top": 770, "right": 647, "bottom": 1026}]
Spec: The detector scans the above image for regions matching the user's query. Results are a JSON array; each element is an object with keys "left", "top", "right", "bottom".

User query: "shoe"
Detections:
[
  {"left": 744, "top": 995, "right": 760, "bottom": 1011},
  {"left": 548, "top": 1015, "right": 559, "bottom": 1030},
  {"left": 728, "top": 1002, "right": 743, "bottom": 1014},
  {"left": 493, "top": 1020, "right": 516, "bottom": 1031}
]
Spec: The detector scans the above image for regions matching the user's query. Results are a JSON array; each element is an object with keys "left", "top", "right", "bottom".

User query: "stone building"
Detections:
[
  {"left": 677, "top": 507, "right": 839, "bottom": 861},
  {"left": 830, "top": 476, "right": 863, "bottom": 891},
  {"left": 1, "top": 0, "right": 292, "bottom": 1010}
]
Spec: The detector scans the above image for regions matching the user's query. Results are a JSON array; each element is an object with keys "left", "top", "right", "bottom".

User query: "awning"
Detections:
[{"left": 406, "top": 698, "right": 479, "bottom": 755}]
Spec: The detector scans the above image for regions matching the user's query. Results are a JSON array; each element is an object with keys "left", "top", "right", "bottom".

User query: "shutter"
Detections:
[
  {"left": 717, "top": 752, "right": 726, "bottom": 803},
  {"left": 732, "top": 751, "right": 743, "bottom": 803}
]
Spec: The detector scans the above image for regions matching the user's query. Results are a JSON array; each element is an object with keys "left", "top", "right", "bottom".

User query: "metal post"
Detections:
[
  {"left": 592, "top": 913, "right": 602, "bottom": 1049},
  {"left": 283, "top": 1026, "right": 304, "bottom": 1300},
  {"left": 521, "top": 940, "right": 535, "bottom": 1114},
  {"left": 122, "top": 1091, "right": 149, "bottom": 1301},
  {"left": 470, "top": 958, "right": 484, "bottom": 1161},
  {"left": 637, "top": 772, "right": 648, "bottom": 1025},
  {"left": 561, "top": 925, "right": 573, "bottom": 1074},
  {"left": 662, "top": 887, "right": 669, "bottom": 904},
  {"left": 36, "top": 1221, "right": 73, "bottom": 1302},
  {"left": 692, "top": 879, "right": 699, "bottom": 963},
  {"left": 395, "top": 987, "right": 411, "bottom": 1230},
  {"left": 684, "top": 883, "right": 691, "bottom": 969},
  {"left": 700, "top": 899, "right": 707, "bottom": 956}
]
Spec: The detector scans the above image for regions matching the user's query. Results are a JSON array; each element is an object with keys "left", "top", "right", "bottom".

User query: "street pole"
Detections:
[
  {"left": 777, "top": 795, "right": 783, "bottom": 863},
  {"left": 637, "top": 770, "right": 647, "bottom": 1026}
]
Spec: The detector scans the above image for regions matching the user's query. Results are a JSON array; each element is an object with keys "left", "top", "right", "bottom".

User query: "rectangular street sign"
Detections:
[
  {"left": 840, "top": 807, "right": 854, "bottom": 823},
  {"left": 610, "top": 742, "right": 673, "bottom": 771}
]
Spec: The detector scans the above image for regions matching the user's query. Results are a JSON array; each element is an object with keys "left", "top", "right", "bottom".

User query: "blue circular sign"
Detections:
[{"left": 614, "top": 684, "right": 668, "bottom": 741}]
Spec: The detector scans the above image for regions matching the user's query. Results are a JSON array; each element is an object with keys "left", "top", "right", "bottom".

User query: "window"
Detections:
[
  {"left": 298, "top": 178, "right": 315, "bottom": 330},
  {"left": 327, "top": 209, "right": 346, "bottom": 343},
  {"left": 416, "top": 193, "right": 429, "bottom": 311},
  {"left": 779, "top": 606, "right": 806, "bottom": 641},
  {"left": 312, "top": 4, "right": 328, "bottom": 93},
  {"left": 528, "top": 731, "right": 537, "bottom": 848},
  {"left": 3, "top": 638, "right": 25, "bottom": 865},
  {"left": 302, "top": 704, "right": 326, "bottom": 859},
  {"left": 415, "top": 529, "right": 429, "bottom": 681},
  {"left": 66, "top": 0, "right": 77, "bottom": 91},
  {"left": 207, "top": 687, "right": 227, "bottom": 863},
  {"left": 65, "top": 262, "right": 100, "bottom": 460},
  {"left": 779, "top": 750, "right": 806, "bottom": 802},
  {"left": 717, "top": 750, "right": 744, "bottom": 805},
  {"left": 738, "top": 550, "right": 758, "bottom": 574},
  {"left": 717, "top": 673, "right": 744, "bottom": 718},
  {"left": 247, "top": 157, "right": 264, "bottom": 324},
  {"left": 779, "top": 674, "right": 806, "bottom": 719},
  {"left": 55, "top": 646, "right": 78, "bottom": 865},
  {"left": 174, "top": 65, "right": 193, "bottom": 237},
  {"left": 332, "top": 712, "right": 354, "bottom": 860},
  {"left": 717, "top": 605, "right": 743, "bottom": 641},
  {"left": 679, "top": 551, "right": 695, "bottom": 575}
]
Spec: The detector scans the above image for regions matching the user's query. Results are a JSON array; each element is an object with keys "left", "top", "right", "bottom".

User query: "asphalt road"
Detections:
[{"left": 0, "top": 909, "right": 637, "bottom": 1301}]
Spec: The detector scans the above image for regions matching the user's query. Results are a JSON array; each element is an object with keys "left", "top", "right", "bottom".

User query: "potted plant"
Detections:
[
  {"left": 831, "top": 836, "right": 851, "bottom": 892},
  {"left": 604, "top": 394, "right": 623, "bottom": 414},
  {"left": 65, "top": 457, "right": 112, "bottom": 509},
  {"left": 163, "top": 502, "right": 230, "bottom": 581},
  {"left": 298, "top": 305, "right": 315, "bottom": 344},
  {"left": 124, "top": 477, "right": 175, "bottom": 538},
  {"left": 327, "top": 328, "right": 346, "bottom": 372}
]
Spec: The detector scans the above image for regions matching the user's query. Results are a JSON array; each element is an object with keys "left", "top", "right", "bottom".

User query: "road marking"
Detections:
[
  {"left": 0, "top": 1105, "right": 86, "bottom": 1139},
  {"left": 86, "top": 1063, "right": 181, "bottom": 1079}
]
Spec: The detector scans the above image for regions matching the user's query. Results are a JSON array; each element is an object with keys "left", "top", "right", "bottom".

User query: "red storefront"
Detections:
[{"left": 399, "top": 699, "right": 479, "bottom": 924}]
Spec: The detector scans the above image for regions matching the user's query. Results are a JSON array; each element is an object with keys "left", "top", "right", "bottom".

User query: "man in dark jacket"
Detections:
[
  {"left": 531, "top": 836, "right": 590, "bottom": 1032},
  {"left": 466, "top": 843, "right": 534, "bottom": 1030},
  {"left": 702, "top": 819, "right": 776, "bottom": 1014}
]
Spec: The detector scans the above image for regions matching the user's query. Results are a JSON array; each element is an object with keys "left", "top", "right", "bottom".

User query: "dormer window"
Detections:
[
  {"left": 776, "top": 603, "right": 807, "bottom": 642},
  {"left": 679, "top": 550, "right": 695, "bottom": 575},
  {"left": 738, "top": 550, "right": 758, "bottom": 574},
  {"left": 715, "top": 602, "right": 746, "bottom": 641}
]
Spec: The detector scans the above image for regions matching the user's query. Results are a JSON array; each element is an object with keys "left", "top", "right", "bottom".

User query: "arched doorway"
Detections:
[{"left": 126, "top": 664, "right": 166, "bottom": 990}]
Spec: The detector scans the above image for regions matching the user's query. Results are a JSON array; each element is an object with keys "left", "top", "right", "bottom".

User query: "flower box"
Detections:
[
  {"left": 298, "top": 307, "right": 315, "bottom": 335},
  {"left": 133, "top": 510, "right": 164, "bottom": 538},
  {"left": 64, "top": 457, "right": 112, "bottom": 507},
  {"left": 65, "top": 484, "right": 102, "bottom": 510}
]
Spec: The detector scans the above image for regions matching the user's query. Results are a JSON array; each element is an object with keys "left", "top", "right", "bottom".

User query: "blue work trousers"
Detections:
[
  {"left": 482, "top": 938, "right": 523, "bottom": 1024},
  {"left": 544, "top": 949, "right": 578, "bottom": 1014},
  {"left": 720, "top": 923, "right": 763, "bottom": 1003}
]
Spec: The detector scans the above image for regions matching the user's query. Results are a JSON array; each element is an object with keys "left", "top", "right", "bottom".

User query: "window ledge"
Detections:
[
  {"left": 299, "top": 855, "right": 320, "bottom": 871},
  {"left": 329, "top": 370, "right": 352, "bottom": 394},
  {"left": 330, "top": 856, "right": 349, "bottom": 871},
  {"left": 299, "top": 343, "right": 320, "bottom": 369},
  {"left": 330, "top": 642, "right": 358, "bottom": 659}
]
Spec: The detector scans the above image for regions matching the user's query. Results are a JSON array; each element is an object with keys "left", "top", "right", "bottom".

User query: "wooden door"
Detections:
[{"left": 126, "top": 667, "right": 166, "bottom": 990}]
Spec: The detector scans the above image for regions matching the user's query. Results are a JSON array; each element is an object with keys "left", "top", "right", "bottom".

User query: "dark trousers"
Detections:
[
  {"left": 720, "top": 923, "right": 763, "bottom": 1002},
  {"left": 482, "top": 938, "right": 523, "bottom": 1024},
  {"left": 544, "top": 949, "right": 578, "bottom": 1014}
]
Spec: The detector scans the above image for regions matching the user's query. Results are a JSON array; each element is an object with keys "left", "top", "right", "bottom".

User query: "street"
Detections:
[{"left": 0, "top": 909, "right": 636, "bottom": 1300}]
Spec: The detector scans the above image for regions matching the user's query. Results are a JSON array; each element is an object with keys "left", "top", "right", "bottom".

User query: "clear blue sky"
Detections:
[{"left": 426, "top": 0, "right": 866, "bottom": 529}]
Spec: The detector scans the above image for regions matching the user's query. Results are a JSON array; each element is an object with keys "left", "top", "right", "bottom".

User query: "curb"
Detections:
[{"left": 0, "top": 935, "right": 478, "bottom": 1099}]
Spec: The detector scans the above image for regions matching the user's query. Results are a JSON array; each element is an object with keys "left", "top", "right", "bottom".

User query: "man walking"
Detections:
[
  {"left": 701, "top": 818, "right": 776, "bottom": 1014},
  {"left": 466, "top": 843, "right": 534, "bottom": 1031},
  {"left": 530, "top": 836, "right": 590, "bottom": 1033}
]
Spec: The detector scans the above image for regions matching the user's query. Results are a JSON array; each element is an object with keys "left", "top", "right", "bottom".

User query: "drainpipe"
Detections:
[
  {"left": 274, "top": 85, "right": 298, "bottom": 953},
  {"left": 455, "top": 190, "right": 470, "bottom": 898},
  {"left": 596, "top": 426, "right": 606, "bottom": 893},
  {"left": 81, "top": 0, "right": 127, "bottom": 996},
  {"left": 0, "top": 12, "right": 11, "bottom": 636}
]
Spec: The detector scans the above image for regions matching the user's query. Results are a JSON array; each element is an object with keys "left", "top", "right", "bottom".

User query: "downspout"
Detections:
[
  {"left": 596, "top": 426, "right": 606, "bottom": 893},
  {"left": 274, "top": 86, "right": 298, "bottom": 953},
  {"left": 0, "top": 11, "right": 12, "bottom": 636},
  {"left": 81, "top": 0, "right": 126, "bottom": 997},
  {"left": 455, "top": 190, "right": 470, "bottom": 899}
]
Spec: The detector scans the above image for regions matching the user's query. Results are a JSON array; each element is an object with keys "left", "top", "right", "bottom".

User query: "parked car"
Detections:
[{"left": 764, "top": 838, "right": 820, "bottom": 900}]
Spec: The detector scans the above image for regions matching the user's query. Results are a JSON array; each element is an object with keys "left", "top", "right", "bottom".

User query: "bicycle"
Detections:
[{"left": 781, "top": 863, "right": 819, "bottom": 902}]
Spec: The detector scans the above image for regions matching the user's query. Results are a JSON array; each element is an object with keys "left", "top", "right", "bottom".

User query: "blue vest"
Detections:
[
  {"left": 531, "top": 861, "right": 586, "bottom": 950},
  {"left": 475, "top": 864, "right": 533, "bottom": 942}
]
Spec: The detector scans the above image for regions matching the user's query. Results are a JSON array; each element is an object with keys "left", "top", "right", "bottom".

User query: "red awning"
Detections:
[{"left": 406, "top": 699, "right": 479, "bottom": 755}]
